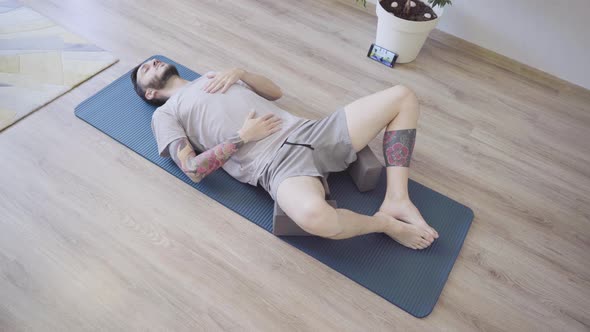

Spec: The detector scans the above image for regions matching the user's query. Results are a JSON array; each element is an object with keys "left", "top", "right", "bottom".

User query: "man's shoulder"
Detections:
[
  {"left": 151, "top": 106, "right": 164, "bottom": 120},
  {"left": 152, "top": 101, "right": 174, "bottom": 118},
  {"left": 151, "top": 105, "right": 176, "bottom": 128}
]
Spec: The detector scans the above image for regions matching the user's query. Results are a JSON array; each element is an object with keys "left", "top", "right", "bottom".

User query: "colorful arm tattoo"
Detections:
[
  {"left": 383, "top": 129, "right": 416, "bottom": 167},
  {"left": 169, "top": 133, "right": 245, "bottom": 182}
]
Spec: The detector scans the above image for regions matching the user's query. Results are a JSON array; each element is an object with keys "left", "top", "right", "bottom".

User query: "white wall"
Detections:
[{"left": 367, "top": 0, "right": 590, "bottom": 89}]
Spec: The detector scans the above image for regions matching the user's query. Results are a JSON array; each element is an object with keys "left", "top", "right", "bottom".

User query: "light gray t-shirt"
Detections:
[{"left": 151, "top": 71, "right": 307, "bottom": 186}]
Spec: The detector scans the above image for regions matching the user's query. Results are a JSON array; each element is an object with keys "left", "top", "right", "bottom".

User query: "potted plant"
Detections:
[{"left": 357, "top": 0, "right": 452, "bottom": 63}]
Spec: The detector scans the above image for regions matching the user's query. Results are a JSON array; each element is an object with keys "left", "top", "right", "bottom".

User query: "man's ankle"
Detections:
[
  {"left": 385, "top": 193, "right": 409, "bottom": 201},
  {"left": 373, "top": 212, "right": 396, "bottom": 233}
]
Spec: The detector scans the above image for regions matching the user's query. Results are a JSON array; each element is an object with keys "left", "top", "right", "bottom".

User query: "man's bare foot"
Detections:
[
  {"left": 374, "top": 212, "right": 435, "bottom": 250},
  {"left": 379, "top": 197, "right": 439, "bottom": 239}
]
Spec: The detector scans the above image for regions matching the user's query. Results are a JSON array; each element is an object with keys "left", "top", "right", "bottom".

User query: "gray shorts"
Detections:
[{"left": 257, "top": 107, "right": 358, "bottom": 201}]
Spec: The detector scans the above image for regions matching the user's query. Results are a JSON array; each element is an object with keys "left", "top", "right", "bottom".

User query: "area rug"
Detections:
[{"left": 0, "top": 0, "right": 118, "bottom": 131}]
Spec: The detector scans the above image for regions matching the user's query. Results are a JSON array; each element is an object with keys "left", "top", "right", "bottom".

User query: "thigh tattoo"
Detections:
[{"left": 383, "top": 129, "right": 416, "bottom": 167}]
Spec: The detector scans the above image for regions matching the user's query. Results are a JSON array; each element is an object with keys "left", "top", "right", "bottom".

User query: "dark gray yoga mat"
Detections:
[{"left": 75, "top": 55, "right": 473, "bottom": 318}]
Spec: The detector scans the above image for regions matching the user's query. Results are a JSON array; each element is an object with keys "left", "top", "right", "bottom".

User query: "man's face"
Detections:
[{"left": 136, "top": 58, "right": 180, "bottom": 98}]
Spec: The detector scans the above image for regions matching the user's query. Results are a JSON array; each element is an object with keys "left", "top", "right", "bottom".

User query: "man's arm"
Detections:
[
  {"left": 238, "top": 69, "right": 283, "bottom": 101},
  {"left": 168, "top": 133, "right": 245, "bottom": 183},
  {"left": 202, "top": 68, "right": 283, "bottom": 101}
]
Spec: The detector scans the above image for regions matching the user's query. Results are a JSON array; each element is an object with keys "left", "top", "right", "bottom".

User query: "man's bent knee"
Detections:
[
  {"left": 392, "top": 85, "right": 419, "bottom": 116},
  {"left": 391, "top": 84, "right": 415, "bottom": 99},
  {"left": 294, "top": 200, "right": 341, "bottom": 238}
]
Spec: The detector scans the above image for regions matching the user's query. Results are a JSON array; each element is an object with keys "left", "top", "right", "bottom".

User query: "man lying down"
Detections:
[{"left": 131, "top": 58, "right": 439, "bottom": 250}]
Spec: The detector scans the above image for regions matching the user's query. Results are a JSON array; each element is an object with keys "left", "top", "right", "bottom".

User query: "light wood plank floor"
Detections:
[{"left": 1, "top": 0, "right": 589, "bottom": 330}]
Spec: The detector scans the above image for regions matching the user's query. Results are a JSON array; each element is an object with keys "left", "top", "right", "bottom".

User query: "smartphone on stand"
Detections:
[{"left": 367, "top": 43, "right": 398, "bottom": 68}]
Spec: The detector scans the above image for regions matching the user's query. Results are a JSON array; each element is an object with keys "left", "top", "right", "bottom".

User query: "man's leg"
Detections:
[
  {"left": 276, "top": 176, "right": 435, "bottom": 249},
  {"left": 343, "top": 85, "right": 439, "bottom": 244}
]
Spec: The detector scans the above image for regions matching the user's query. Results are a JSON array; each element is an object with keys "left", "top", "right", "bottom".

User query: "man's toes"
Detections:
[
  {"left": 420, "top": 229, "right": 433, "bottom": 242},
  {"left": 426, "top": 227, "right": 437, "bottom": 238},
  {"left": 428, "top": 227, "right": 438, "bottom": 239},
  {"left": 421, "top": 234, "right": 434, "bottom": 245},
  {"left": 431, "top": 227, "right": 439, "bottom": 238},
  {"left": 432, "top": 231, "right": 439, "bottom": 239}
]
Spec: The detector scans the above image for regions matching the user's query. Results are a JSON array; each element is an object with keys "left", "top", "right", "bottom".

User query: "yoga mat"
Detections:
[
  {"left": 75, "top": 55, "right": 473, "bottom": 318},
  {"left": 0, "top": 0, "right": 118, "bottom": 132}
]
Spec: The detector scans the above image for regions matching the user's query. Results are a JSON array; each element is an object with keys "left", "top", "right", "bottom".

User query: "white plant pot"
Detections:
[{"left": 375, "top": 0, "right": 444, "bottom": 63}]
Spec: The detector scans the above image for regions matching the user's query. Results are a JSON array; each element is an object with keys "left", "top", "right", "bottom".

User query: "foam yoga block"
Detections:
[
  {"left": 348, "top": 146, "right": 383, "bottom": 192},
  {"left": 75, "top": 55, "right": 474, "bottom": 318},
  {"left": 273, "top": 175, "right": 332, "bottom": 236},
  {"left": 273, "top": 200, "right": 338, "bottom": 236}
]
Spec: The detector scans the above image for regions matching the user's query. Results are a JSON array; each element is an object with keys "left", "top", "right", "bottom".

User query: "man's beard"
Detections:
[{"left": 149, "top": 63, "right": 180, "bottom": 89}]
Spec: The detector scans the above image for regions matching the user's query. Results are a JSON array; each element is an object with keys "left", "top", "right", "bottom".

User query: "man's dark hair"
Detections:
[{"left": 130, "top": 63, "right": 179, "bottom": 107}]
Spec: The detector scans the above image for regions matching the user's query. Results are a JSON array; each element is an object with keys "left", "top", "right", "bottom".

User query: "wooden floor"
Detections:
[{"left": 1, "top": 0, "right": 589, "bottom": 330}]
